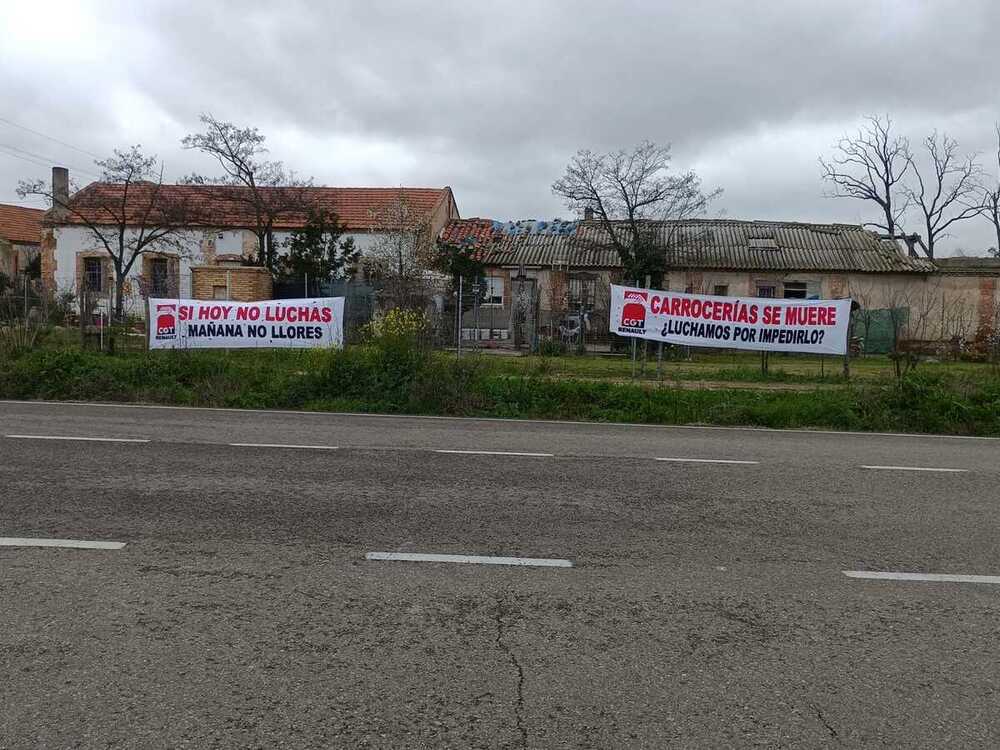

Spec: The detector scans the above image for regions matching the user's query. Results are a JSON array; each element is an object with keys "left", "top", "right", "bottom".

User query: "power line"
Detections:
[
  {"left": 0, "top": 116, "right": 101, "bottom": 159},
  {"left": 0, "top": 146, "right": 51, "bottom": 170},
  {"left": 0, "top": 142, "right": 102, "bottom": 178}
]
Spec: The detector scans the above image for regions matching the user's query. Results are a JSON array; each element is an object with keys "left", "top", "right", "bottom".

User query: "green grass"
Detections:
[
  {"left": 491, "top": 350, "right": 993, "bottom": 385},
  {"left": 2, "top": 346, "right": 998, "bottom": 436}
]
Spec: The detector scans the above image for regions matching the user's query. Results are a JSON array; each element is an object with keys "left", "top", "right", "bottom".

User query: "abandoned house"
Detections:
[
  {"left": 438, "top": 217, "right": 1000, "bottom": 353},
  {"left": 39, "top": 167, "right": 460, "bottom": 309}
]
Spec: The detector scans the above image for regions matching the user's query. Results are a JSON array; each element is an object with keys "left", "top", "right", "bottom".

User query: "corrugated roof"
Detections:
[
  {"left": 0, "top": 203, "right": 44, "bottom": 245},
  {"left": 49, "top": 183, "right": 454, "bottom": 232},
  {"left": 440, "top": 218, "right": 936, "bottom": 274}
]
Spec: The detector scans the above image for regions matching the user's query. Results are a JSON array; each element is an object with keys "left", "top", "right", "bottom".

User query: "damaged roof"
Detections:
[{"left": 440, "top": 218, "right": 936, "bottom": 274}]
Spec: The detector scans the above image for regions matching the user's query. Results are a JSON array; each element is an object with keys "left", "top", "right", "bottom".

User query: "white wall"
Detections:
[
  {"left": 53, "top": 225, "right": 397, "bottom": 314},
  {"left": 53, "top": 226, "right": 205, "bottom": 310},
  {"left": 271, "top": 230, "right": 382, "bottom": 255},
  {"left": 211, "top": 230, "right": 246, "bottom": 255}
]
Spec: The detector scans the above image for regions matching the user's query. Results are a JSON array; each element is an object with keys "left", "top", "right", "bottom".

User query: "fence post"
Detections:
[
  {"left": 640, "top": 275, "right": 651, "bottom": 374},
  {"left": 630, "top": 278, "right": 639, "bottom": 379},
  {"left": 843, "top": 314, "right": 853, "bottom": 380},
  {"left": 473, "top": 280, "right": 481, "bottom": 350},
  {"left": 456, "top": 275, "right": 463, "bottom": 357}
]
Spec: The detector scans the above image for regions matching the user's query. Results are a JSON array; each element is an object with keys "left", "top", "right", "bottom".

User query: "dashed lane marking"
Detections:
[
  {"left": 860, "top": 465, "right": 968, "bottom": 473},
  {"left": 0, "top": 537, "right": 126, "bottom": 550},
  {"left": 229, "top": 442, "right": 339, "bottom": 450},
  {"left": 366, "top": 551, "right": 572, "bottom": 568},
  {"left": 5, "top": 434, "right": 149, "bottom": 443},
  {"left": 655, "top": 457, "right": 759, "bottom": 465},
  {"left": 843, "top": 570, "right": 1000, "bottom": 584},
  {"left": 434, "top": 449, "right": 554, "bottom": 457}
]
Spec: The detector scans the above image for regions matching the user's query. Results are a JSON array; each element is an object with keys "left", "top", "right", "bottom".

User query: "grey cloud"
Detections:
[{"left": 2, "top": 0, "right": 999, "bottom": 252}]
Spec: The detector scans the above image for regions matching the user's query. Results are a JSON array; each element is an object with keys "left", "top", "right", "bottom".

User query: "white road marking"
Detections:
[
  {"left": 0, "top": 537, "right": 126, "bottom": 550},
  {"left": 8, "top": 399, "right": 998, "bottom": 441},
  {"left": 655, "top": 457, "right": 759, "bottom": 465},
  {"left": 861, "top": 465, "right": 968, "bottom": 473},
  {"left": 5, "top": 434, "right": 149, "bottom": 443},
  {"left": 434, "top": 449, "right": 554, "bottom": 457},
  {"left": 843, "top": 570, "right": 1000, "bottom": 584},
  {"left": 229, "top": 442, "right": 338, "bottom": 450},
  {"left": 366, "top": 551, "right": 572, "bottom": 568}
]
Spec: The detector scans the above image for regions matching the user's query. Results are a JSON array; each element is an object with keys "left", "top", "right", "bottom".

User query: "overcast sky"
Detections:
[{"left": 2, "top": 0, "right": 998, "bottom": 254}]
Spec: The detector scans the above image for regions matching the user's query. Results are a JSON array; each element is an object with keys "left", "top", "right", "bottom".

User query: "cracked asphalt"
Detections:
[{"left": 2, "top": 401, "right": 1000, "bottom": 748}]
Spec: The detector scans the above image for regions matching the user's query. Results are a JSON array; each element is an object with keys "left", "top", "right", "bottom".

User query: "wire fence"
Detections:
[{"left": 2, "top": 270, "right": 997, "bottom": 372}]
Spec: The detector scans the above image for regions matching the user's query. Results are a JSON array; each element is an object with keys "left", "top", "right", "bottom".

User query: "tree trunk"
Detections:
[
  {"left": 255, "top": 229, "right": 268, "bottom": 268},
  {"left": 113, "top": 260, "right": 126, "bottom": 322}
]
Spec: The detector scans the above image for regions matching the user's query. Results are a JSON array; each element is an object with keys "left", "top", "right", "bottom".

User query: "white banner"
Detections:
[
  {"left": 148, "top": 297, "right": 345, "bottom": 350},
  {"left": 610, "top": 284, "right": 851, "bottom": 355}
]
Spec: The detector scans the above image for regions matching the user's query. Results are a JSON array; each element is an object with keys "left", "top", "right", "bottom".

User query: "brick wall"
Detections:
[
  {"left": 40, "top": 229, "right": 57, "bottom": 289},
  {"left": 975, "top": 276, "right": 998, "bottom": 341},
  {"left": 191, "top": 266, "right": 272, "bottom": 301}
]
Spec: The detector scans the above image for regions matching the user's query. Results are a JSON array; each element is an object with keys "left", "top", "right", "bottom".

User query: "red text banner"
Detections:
[
  {"left": 609, "top": 285, "right": 851, "bottom": 355},
  {"left": 148, "top": 297, "right": 345, "bottom": 350}
]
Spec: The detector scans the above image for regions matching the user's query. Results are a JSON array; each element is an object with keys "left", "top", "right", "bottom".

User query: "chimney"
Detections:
[
  {"left": 52, "top": 166, "right": 69, "bottom": 217},
  {"left": 583, "top": 207, "right": 594, "bottom": 221}
]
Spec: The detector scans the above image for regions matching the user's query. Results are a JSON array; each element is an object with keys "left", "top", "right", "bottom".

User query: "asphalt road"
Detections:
[{"left": 2, "top": 400, "right": 1000, "bottom": 749}]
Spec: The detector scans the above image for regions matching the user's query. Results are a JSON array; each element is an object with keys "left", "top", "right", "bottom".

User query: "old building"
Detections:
[
  {"left": 439, "top": 217, "right": 1000, "bottom": 352},
  {"left": 40, "top": 167, "right": 459, "bottom": 308},
  {"left": 0, "top": 203, "right": 43, "bottom": 280}
]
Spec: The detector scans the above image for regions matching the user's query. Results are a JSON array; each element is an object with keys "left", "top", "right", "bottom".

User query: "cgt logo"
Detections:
[
  {"left": 620, "top": 290, "right": 647, "bottom": 330},
  {"left": 155, "top": 303, "right": 177, "bottom": 339}
]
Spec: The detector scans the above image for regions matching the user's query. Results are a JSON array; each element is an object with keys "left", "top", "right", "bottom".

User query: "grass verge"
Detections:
[{"left": 1, "top": 348, "right": 998, "bottom": 436}]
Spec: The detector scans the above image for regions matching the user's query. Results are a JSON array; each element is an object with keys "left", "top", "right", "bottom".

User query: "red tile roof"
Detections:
[
  {"left": 0, "top": 203, "right": 45, "bottom": 245},
  {"left": 50, "top": 183, "right": 454, "bottom": 232},
  {"left": 438, "top": 217, "right": 497, "bottom": 248}
]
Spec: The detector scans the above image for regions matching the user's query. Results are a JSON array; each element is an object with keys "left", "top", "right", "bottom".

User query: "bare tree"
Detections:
[
  {"left": 18, "top": 146, "right": 199, "bottom": 320},
  {"left": 939, "top": 291, "right": 976, "bottom": 359},
  {"left": 182, "top": 114, "right": 315, "bottom": 273},
  {"left": 904, "top": 132, "right": 984, "bottom": 258},
  {"left": 552, "top": 141, "right": 721, "bottom": 285},
  {"left": 365, "top": 189, "right": 437, "bottom": 310},
  {"left": 820, "top": 115, "right": 912, "bottom": 236},
  {"left": 884, "top": 279, "right": 942, "bottom": 377},
  {"left": 846, "top": 277, "right": 880, "bottom": 354},
  {"left": 982, "top": 295, "right": 1000, "bottom": 368},
  {"left": 980, "top": 124, "right": 1000, "bottom": 257}
]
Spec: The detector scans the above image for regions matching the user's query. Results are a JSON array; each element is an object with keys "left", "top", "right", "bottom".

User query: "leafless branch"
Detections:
[
  {"left": 552, "top": 141, "right": 721, "bottom": 283},
  {"left": 182, "top": 114, "right": 317, "bottom": 271},
  {"left": 904, "top": 131, "right": 984, "bottom": 258},
  {"left": 17, "top": 145, "right": 200, "bottom": 320},
  {"left": 820, "top": 115, "right": 912, "bottom": 235}
]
